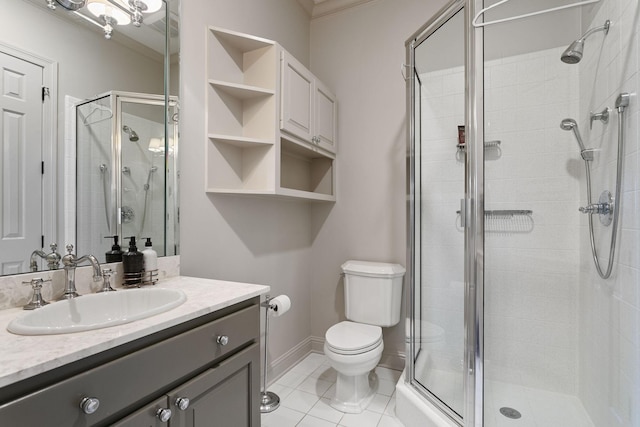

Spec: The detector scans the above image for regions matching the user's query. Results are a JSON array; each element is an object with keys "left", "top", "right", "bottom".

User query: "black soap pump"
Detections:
[
  {"left": 123, "top": 236, "right": 144, "bottom": 286},
  {"left": 104, "top": 235, "right": 123, "bottom": 263}
]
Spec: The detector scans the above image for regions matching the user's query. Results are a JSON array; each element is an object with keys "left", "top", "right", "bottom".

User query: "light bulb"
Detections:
[
  {"left": 87, "top": 0, "right": 131, "bottom": 25},
  {"left": 129, "top": 0, "right": 162, "bottom": 14}
]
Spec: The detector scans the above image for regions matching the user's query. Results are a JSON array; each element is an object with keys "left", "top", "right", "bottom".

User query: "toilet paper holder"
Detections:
[{"left": 260, "top": 294, "right": 290, "bottom": 413}]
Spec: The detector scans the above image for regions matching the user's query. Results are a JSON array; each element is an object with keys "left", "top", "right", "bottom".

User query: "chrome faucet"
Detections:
[
  {"left": 59, "top": 244, "right": 103, "bottom": 300},
  {"left": 29, "top": 243, "right": 62, "bottom": 272}
]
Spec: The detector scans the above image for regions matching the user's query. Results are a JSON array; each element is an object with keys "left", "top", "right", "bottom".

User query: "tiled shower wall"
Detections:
[
  {"left": 578, "top": 0, "right": 640, "bottom": 426},
  {"left": 420, "top": 45, "right": 582, "bottom": 395},
  {"left": 483, "top": 46, "right": 581, "bottom": 394}
]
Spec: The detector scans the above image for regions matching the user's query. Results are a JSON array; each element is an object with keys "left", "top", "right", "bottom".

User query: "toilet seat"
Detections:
[{"left": 325, "top": 321, "right": 382, "bottom": 355}]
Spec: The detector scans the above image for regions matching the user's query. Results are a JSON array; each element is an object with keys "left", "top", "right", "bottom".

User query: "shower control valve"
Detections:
[
  {"left": 579, "top": 202, "right": 611, "bottom": 215},
  {"left": 579, "top": 191, "right": 614, "bottom": 226}
]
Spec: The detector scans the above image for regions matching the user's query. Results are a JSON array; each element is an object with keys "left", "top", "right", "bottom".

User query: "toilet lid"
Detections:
[{"left": 325, "top": 321, "right": 382, "bottom": 355}]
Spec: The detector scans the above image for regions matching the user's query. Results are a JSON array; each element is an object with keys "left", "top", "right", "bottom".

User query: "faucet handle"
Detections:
[
  {"left": 99, "top": 268, "right": 116, "bottom": 292},
  {"left": 65, "top": 244, "right": 74, "bottom": 254},
  {"left": 22, "top": 278, "right": 51, "bottom": 310},
  {"left": 50, "top": 243, "right": 58, "bottom": 252}
]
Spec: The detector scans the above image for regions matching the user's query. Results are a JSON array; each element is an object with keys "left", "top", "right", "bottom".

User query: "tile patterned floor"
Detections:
[{"left": 261, "top": 353, "right": 405, "bottom": 427}]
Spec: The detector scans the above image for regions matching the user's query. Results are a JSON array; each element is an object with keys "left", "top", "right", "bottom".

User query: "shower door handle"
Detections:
[{"left": 460, "top": 199, "right": 468, "bottom": 229}]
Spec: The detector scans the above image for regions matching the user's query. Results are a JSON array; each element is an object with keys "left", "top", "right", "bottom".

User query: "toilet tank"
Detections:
[{"left": 342, "top": 260, "right": 405, "bottom": 327}]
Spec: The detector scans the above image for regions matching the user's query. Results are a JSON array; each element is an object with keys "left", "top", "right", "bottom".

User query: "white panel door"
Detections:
[
  {"left": 281, "top": 50, "right": 314, "bottom": 143},
  {"left": 0, "top": 51, "right": 43, "bottom": 274},
  {"left": 314, "top": 79, "right": 337, "bottom": 154}
]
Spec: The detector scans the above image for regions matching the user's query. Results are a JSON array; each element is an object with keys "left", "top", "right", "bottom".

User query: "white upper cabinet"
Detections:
[
  {"left": 281, "top": 50, "right": 337, "bottom": 154},
  {"left": 206, "top": 27, "right": 337, "bottom": 202}
]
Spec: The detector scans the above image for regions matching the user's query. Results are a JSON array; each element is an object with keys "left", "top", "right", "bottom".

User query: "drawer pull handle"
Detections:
[
  {"left": 156, "top": 408, "right": 172, "bottom": 422},
  {"left": 176, "top": 397, "right": 190, "bottom": 410},
  {"left": 216, "top": 335, "right": 229, "bottom": 346},
  {"left": 79, "top": 397, "right": 100, "bottom": 415}
]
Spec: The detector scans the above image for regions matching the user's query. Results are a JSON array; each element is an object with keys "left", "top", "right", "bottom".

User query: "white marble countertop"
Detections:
[{"left": 0, "top": 276, "right": 269, "bottom": 389}]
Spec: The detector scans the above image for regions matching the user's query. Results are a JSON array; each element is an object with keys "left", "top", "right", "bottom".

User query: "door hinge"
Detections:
[
  {"left": 42, "top": 87, "right": 50, "bottom": 102},
  {"left": 41, "top": 161, "right": 45, "bottom": 175}
]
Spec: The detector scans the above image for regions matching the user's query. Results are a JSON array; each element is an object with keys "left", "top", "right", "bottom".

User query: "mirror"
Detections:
[{"left": 0, "top": 0, "right": 179, "bottom": 276}]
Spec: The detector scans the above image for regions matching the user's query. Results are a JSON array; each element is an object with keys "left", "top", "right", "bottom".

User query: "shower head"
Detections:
[
  {"left": 561, "top": 20, "right": 610, "bottom": 64},
  {"left": 560, "top": 118, "right": 578, "bottom": 131},
  {"left": 122, "top": 125, "right": 139, "bottom": 142},
  {"left": 560, "top": 118, "right": 592, "bottom": 160}
]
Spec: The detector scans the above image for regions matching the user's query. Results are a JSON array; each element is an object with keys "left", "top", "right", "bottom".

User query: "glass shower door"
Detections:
[{"left": 409, "top": 4, "right": 466, "bottom": 422}]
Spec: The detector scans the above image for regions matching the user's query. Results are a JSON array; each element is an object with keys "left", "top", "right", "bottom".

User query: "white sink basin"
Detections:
[{"left": 7, "top": 288, "right": 187, "bottom": 335}]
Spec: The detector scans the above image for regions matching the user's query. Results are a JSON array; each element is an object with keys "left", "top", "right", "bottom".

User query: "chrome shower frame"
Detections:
[{"left": 404, "top": 1, "right": 469, "bottom": 425}]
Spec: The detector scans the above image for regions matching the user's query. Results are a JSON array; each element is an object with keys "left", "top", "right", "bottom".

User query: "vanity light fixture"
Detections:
[
  {"left": 45, "top": 0, "right": 162, "bottom": 39},
  {"left": 54, "top": 0, "right": 87, "bottom": 10},
  {"left": 128, "top": 0, "right": 162, "bottom": 27}
]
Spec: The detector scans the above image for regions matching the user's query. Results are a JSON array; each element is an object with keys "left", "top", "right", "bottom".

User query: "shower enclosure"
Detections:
[
  {"left": 401, "top": 1, "right": 639, "bottom": 426},
  {"left": 76, "top": 91, "right": 179, "bottom": 263}
]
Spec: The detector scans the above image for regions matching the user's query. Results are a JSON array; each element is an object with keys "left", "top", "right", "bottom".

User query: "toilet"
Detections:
[{"left": 324, "top": 260, "right": 405, "bottom": 413}]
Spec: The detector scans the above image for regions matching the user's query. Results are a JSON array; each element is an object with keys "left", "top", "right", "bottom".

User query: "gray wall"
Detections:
[
  {"left": 309, "top": 0, "right": 449, "bottom": 368},
  {"left": 179, "top": 0, "right": 312, "bottom": 366}
]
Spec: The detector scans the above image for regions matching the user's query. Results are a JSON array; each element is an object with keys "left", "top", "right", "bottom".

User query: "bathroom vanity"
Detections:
[{"left": 0, "top": 276, "right": 269, "bottom": 426}]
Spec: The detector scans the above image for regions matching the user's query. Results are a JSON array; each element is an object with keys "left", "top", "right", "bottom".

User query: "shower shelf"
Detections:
[
  {"left": 456, "top": 140, "right": 501, "bottom": 152},
  {"left": 456, "top": 209, "right": 533, "bottom": 218}
]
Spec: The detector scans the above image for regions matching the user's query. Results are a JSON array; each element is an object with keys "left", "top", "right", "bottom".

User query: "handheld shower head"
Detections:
[
  {"left": 122, "top": 125, "right": 139, "bottom": 142},
  {"left": 561, "top": 20, "right": 610, "bottom": 64},
  {"left": 560, "top": 118, "right": 592, "bottom": 160}
]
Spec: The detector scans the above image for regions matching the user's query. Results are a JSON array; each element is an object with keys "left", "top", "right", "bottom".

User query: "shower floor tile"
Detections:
[{"left": 262, "top": 353, "right": 405, "bottom": 427}]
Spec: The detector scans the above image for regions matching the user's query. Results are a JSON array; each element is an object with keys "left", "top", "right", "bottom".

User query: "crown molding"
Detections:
[{"left": 297, "top": 0, "right": 376, "bottom": 19}]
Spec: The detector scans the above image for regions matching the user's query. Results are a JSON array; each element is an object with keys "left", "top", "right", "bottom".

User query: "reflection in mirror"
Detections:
[
  {"left": 0, "top": 0, "right": 179, "bottom": 275},
  {"left": 75, "top": 92, "right": 178, "bottom": 260}
]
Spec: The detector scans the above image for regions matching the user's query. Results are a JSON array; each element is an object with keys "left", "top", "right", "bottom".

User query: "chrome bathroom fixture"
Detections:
[
  {"left": 122, "top": 125, "right": 139, "bottom": 142},
  {"left": 45, "top": 0, "right": 162, "bottom": 39},
  {"left": 567, "top": 92, "right": 630, "bottom": 279},
  {"left": 139, "top": 166, "right": 158, "bottom": 235},
  {"left": 559, "top": 118, "right": 594, "bottom": 160},
  {"left": 590, "top": 107, "right": 610, "bottom": 128},
  {"left": 561, "top": 19, "right": 610, "bottom": 64},
  {"left": 260, "top": 295, "right": 280, "bottom": 413},
  {"left": 59, "top": 244, "right": 103, "bottom": 300},
  {"left": 100, "top": 164, "right": 112, "bottom": 233},
  {"left": 54, "top": 0, "right": 86, "bottom": 10}
]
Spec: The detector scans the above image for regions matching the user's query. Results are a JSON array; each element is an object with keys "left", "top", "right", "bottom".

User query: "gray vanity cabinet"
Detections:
[
  {"left": 168, "top": 343, "right": 260, "bottom": 426},
  {"left": 111, "top": 396, "right": 171, "bottom": 427},
  {"left": 0, "top": 298, "right": 261, "bottom": 427}
]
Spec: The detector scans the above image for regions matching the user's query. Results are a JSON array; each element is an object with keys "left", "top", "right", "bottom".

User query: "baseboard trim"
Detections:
[
  {"left": 267, "top": 336, "right": 407, "bottom": 387},
  {"left": 266, "top": 337, "right": 314, "bottom": 386}
]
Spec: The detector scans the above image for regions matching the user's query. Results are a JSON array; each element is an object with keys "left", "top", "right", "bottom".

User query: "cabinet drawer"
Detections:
[{"left": 0, "top": 304, "right": 259, "bottom": 426}]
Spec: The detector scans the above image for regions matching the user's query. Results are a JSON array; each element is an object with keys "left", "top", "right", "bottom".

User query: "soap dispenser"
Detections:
[
  {"left": 104, "top": 235, "right": 123, "bottom": 263},
  {"left": 122, "top": 236, "right": 143, "bottom": 286},
  {"left": 142, "top": 237, "right": 158, "bottom": 272}
]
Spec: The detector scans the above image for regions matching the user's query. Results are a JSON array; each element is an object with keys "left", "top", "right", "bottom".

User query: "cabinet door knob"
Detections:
[
  {"left": 175, "top": 397, "right": 190, "bottom": 410},
  {"left": 79, "top": 397, "right": 100, "bottom": 415},
  {"left": 156, "top": 408, "right": 172, "bottom": 422},
  {"left": 216, "top": 335, "right": 229, "bottom": 346}
]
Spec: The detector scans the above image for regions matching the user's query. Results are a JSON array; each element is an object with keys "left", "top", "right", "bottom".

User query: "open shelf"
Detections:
[
  {"left": 208, "top": 80, "right": 275, "bottom": 100},
  {"left": 208, "top": 27, "right": 276, "bottom": 90},
  {"left": 208, "top": 134, "right": 273, "bottom": 148},
  {"left": 206, "top": 27, "right": 336, "bottom": 203},
  {"left": 206, "top": 141, "right": 275, "bottom": 192},
  {"left": 279, "top": 137, "right": 334, "bottom": 199},
  {"left": 207, "top": 85, "right": 275, "bottom": 140}
]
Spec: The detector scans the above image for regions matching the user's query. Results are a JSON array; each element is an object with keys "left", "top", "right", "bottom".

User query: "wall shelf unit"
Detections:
[{"left": 205, "top": 26, "right": 336, "bottom": 202}]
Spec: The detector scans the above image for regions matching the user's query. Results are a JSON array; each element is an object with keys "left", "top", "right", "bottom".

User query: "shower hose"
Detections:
[{"left": 582, "top": 93, "right": 629, "bottom": 279}]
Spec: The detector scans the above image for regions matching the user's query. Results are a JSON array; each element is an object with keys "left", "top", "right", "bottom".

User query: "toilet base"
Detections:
[{"left": 330, "top": 370, "right": 379, "bottom": 413}]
